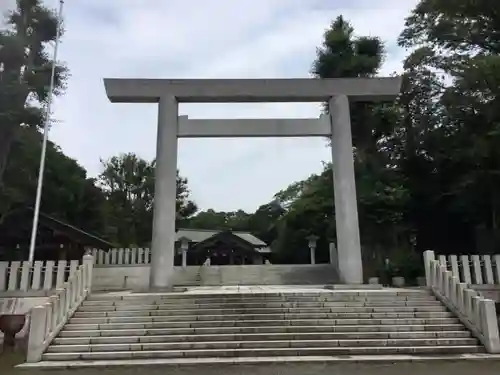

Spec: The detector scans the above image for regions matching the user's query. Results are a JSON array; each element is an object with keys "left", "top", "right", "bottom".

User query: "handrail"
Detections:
[
  {"left": 26, "top": 254, "right": 93, "bottom": 362},
  {"left": 424, "top": 250, "right": 500, "bottom": 353}
]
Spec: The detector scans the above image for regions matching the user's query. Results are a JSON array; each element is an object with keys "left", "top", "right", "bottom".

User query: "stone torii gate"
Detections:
[{"left": 103, "top": 77, "right": 401, "bottom": 288}]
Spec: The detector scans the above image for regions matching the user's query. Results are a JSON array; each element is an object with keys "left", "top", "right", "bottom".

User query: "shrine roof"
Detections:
[{"left": 176, "top": 228, "right": 267, "bottom": 247}]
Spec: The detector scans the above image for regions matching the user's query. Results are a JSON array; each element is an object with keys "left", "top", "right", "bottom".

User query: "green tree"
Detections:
[
  {"left": 311, "top": 15, "right": 386, "bottom": 164},
  {"left": 0, "top": 127, "right": 106, "bottom": 235},
  {"left": 0, "top": 0, "right": 68, "bottom": 185},
  {"left": 247, "top": 201, "right": 285, "bottom": 245},
  {"left": 397, "top": 0, "right": 500, "bottom": 253},
  {"left": 98, "top": 153, "right": 198, "bottom": 246},
  {"left": 272, "top": 167, "right": 336, "bottom": 264},
  {"left": 187, "top": 209, "right": 252, "bottom": 231},
  {"left": 267, "top": 16, "right": 408, "bottom": 266}
]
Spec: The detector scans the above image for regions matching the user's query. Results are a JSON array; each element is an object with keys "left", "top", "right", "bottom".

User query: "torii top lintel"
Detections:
[{"left": 103, "top": 77, "right": 401, "bottom": 104}]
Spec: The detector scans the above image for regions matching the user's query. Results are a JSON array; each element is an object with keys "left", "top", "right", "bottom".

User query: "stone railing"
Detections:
[
  {"left": 424, "top": 251, "right": 500, "bottom": 285},
  {"left": 92, "top": 248, "right": 150, "bottom": 266},
  {"left": 0, "top": 259, "right": 81, "bottom": 293},
  {"left": 424, "top": 250, "right": 500, "bottom": 353},
  {"left": 26, "top": 254, "right": 93, "bottom": 362}
]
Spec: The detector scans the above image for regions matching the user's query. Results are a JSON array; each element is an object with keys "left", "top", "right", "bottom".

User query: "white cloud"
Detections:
[{"left": 14, "top": 0, "right": 419, "bottom": 211}]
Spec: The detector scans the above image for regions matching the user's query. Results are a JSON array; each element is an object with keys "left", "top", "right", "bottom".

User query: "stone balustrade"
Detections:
[
  {"left": 0, "top": 259, "right": 81, "bottom": 293},
  {"left": 26, "top": 254, "right": 93, "bottom": 362},
  {"left": 92, "top": 248, "right": 150, "bottom": 266},
  {"left": 424, "top": 250, "right": 500, "bottom": 353},
  {"left": 92, "top": 248, "right": 270, "bottom": 267},
  {"left": 425, "top": 252, "right": 500, "bottom": 285}
]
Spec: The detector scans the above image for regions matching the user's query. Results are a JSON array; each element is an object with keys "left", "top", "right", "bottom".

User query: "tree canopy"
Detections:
[{"left": 0, "top": 0, "right": 67, "bottom": 185}]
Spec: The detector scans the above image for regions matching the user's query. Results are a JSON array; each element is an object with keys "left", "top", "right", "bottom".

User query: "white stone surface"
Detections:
[
  {"left": 103, "top": 77, "right": 402, "bottom": 103},
  {"left": 329, "top": 95, "right": 362, "bottom": 284},
  {"left": 92, "top": 264, "right": 340, "bottom": 291},
  {"left": 150, "top": 96, "right": 178, "bottom": 289},
  {"left": 177, "top": 115, "right": 331, "bottom": 138},
  {"left": 25, "top": 287, "right": 486, "bottom": 368}
]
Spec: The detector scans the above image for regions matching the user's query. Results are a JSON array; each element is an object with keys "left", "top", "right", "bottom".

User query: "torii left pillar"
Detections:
[{"left": 149, "top": 96, "right": 178, "bottom": 289}]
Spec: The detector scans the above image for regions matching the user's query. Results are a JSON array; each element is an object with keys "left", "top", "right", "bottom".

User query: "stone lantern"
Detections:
[
  {"left": 306, "top": 234, "right": 319, "bottom": 265},
  {"left": 178, "top": 236, "right": 190, "bottom": 268}
]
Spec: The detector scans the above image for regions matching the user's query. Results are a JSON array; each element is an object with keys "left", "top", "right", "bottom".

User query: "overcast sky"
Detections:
[{"left": 1, "top": 0, "right": 418, "bottom": 212}]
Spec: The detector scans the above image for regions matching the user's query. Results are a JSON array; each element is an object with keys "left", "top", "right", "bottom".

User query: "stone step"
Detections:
[
  {"left": 76, "top": 301, "right": 443, "bottom": 313},
  {"left": 80, "top": 300, "right": 442, "bottom": 309},
  {"left": 62, "top": 317, "right": 460, "bottom": 331},
  {"left": 68, "top": 311, "right": 454, "bottom": 325},
  {"left": 73, "top": 308, "right": 452, "bottom": 317},
  {"left": 58, "top": 323, "right": 466, "bottom": 338},
  {"left": 72, "top": 305, "right": 447, "bottom": 319},
  {"left": 84, "top": 294, "right": 434, "bottom": 304},
  {"left": 82, "top": 296, "right": 437, "bottom": 306},
  {"left": 76, "top": 299, "right": 439, "bottom": 313},
  {"left": 86, "top": 290, "right": 433, "bottom": 302},
  {"left": 53, "top": 330, "right": 472, "bottom": 345},
  {"left": 47, "top": 337, "right": 479, "bottom": 353},
  {"left": 41, "top": 345, "right": 483, "bottom": 361}
]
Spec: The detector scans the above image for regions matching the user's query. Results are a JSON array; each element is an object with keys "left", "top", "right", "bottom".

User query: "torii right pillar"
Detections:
[{"left": 329, "top": 95, "right": 363, "bottom": 284}]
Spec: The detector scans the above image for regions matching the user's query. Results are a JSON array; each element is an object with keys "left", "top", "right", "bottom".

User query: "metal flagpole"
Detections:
[{"left": 28, "top": 0, "right": 65, "bottom": 263}]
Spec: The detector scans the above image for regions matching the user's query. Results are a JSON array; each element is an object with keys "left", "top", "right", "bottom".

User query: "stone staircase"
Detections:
[{"left": 40, "top": 288, "right": 483, "bottom": 363}]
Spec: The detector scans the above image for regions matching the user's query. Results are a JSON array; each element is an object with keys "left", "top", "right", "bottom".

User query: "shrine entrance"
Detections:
[{"left": 103, "top": 77, "right": 401, "bottom": 288}]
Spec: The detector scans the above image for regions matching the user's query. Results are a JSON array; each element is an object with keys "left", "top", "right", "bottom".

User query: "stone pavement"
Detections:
[{"left": 11, "top": 355, "right": 500, "bottom": 375}]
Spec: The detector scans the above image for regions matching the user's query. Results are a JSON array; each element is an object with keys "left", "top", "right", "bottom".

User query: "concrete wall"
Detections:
[
  {"left": 92, "top": 264, "right": 338, "bottom": 291},
  {"left": 92, "top": 265, "right": 151, "bottom": 290}
]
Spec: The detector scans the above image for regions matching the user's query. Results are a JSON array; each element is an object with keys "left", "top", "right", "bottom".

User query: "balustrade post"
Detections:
[
  {"left": 74, "top": 271, "right": 80, "bottom": 302},
  {"left": 69, "top": 277, "right": 76, "bottom": 308},
  {"left": 27, "top": 306, "right": 48, "bottom": 362},
  {"left": 64, "top": 282, "right": 71, "bottom": 311},
  {"left": 44, "top": 302, "right": 53, "bottom": 337},
  {"left": 471, "top": 295, "right": 482, "bottom": 325},
  {"left": 471, "top": 255, "right": 483, "bottom": 284},
  {"left": 439, "top": 265, "right": 447, "bottom": 293},
  {"left": 83, "top": 254, "right": 93, "bottom": 292},
  {"left": 483, "top": 255, "right": 495, "bottom": 284},
  {"left": 463, "top": 289, "right": 476, "bottom": 321},
  {"left": 479, "top": 299, "right": 500, "bottom": 353},
  {"left": 81, "top": 264, "right": 87, "bottom": 293},
  {"left": 443, "top": 270, "right": 452, "bottom": 298},
  {"left": 56, "top": 288, "right": 65, "bottom": 323},
  {"left": 494, "top": 255, "right": 500, "bottom": 284},
  {"left": 449, "top": 276, "right": 459, "bottom": 305},
  {"left": 449, "top": 255, "right": 459, "bottom": 278},
  {"left": 431, "top": 261, "right": 438, "bottom": 286},
  {"left": 423, "top": 250, "right": 435, "bottom": 287},
  {"left": 49, "top": 295, "right": 59, "bottom": 329},
  {"left": 0, "top": 262, "right": 7, "bottom": 291},
  {"left": 457, "top": 282, "right": 467, "bottom": 311},
  {"left": 460, "top": 255, "right": 472, "bottom": 285}
]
